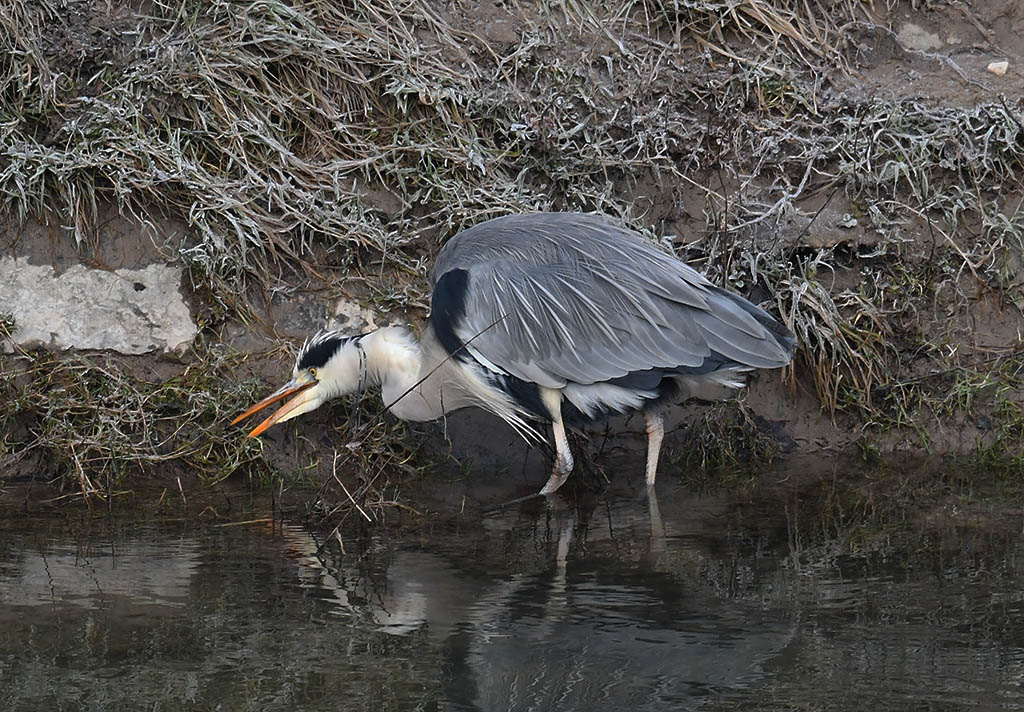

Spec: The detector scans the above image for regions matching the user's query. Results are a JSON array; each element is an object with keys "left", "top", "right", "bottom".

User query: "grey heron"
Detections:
[{"left": 232, "top": 213, "right": 796, "bottom": 495}]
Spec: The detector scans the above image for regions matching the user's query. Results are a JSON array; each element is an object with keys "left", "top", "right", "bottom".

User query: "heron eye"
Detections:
[{"left": 309, "top": 367, "right": 318, "bottom": 378}]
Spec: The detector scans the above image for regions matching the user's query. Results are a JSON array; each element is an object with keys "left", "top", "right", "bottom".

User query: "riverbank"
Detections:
[{"left": 2, "top": 0, "right": 1024, "bottom": 508}]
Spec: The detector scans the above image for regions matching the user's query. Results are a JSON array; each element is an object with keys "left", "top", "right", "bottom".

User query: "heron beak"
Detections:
[{"left": 231, "top": 372, "right": 320, "bottom": 437}]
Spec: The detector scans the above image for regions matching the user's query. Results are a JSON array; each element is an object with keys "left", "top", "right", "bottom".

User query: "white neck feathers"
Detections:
[
  {"left": 354, "top": 326, "right": 536, "bottom": 438},
  {"left": 359, "top": 326, "right": 445, "bottom": 422}
]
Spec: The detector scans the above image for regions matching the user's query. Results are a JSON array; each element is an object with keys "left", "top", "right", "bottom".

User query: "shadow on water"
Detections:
[{"left": 2, "top": 460, "right": 1024, "bottom": 711}]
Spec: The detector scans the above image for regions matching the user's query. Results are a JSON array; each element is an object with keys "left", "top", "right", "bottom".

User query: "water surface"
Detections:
[{"left": 2, "top": 474, "right": 1023, "bottom": 711}]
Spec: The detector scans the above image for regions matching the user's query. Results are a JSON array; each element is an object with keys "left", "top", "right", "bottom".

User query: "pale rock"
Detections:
[
  {"left": 896, "top": 23, "right": 943, "bottom": 52},
  {"left": 987, "top": 60, "right": 1009, "bottom": 76},
  {"left": 0, "top": 258, "right": 197, "bottom": 354},
  {"left": 328, "top": 297, "right": 389, "bottom": 333}
]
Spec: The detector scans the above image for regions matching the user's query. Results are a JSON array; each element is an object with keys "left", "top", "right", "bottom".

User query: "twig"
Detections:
[
  {"left": 215, "top": 518, "right": 275, "bottom": 527},
  {"left": 333, "top": 450, "right": 372, "bottom": 522}
]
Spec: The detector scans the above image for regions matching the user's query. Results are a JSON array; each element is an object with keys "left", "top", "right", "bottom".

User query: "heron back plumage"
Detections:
[{"left": 429, "top": 213, "right": 795, "bottom": 413}]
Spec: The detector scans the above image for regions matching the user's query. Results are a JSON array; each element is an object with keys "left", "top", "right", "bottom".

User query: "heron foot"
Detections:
[
  {"left": 539, "top": 468, "right": 570, "bottom": 496},
  {"left": 539, "top": 456, "right": 573, "bottom": 496}
]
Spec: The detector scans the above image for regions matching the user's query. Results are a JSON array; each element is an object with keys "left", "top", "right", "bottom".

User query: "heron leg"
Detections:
[
  {"left": 539, "top": 388, "right": 574, "bottom": 496},
  {"left": 643, "top": 410, "right": 665, "bottom": 488}
]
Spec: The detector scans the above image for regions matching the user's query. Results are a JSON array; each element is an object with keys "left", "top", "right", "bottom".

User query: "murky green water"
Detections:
[{"left": 2, "top": 474, "right": 1024, "bottom": 711}]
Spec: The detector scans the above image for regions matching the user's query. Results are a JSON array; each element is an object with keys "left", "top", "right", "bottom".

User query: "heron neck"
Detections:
[{"left": 361, "top": 326, "right": 451, "bottom": 422}]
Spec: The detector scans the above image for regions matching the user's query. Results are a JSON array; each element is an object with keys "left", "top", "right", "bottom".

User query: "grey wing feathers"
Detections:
[{"left": 432, "top": 213, "right": 794, "bottom": 389}]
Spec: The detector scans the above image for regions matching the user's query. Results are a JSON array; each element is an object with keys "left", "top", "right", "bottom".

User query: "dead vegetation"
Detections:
[
  {"left": 0, "top": 335, "right": 270, "bottom": 501},
  {"left": 2, "top": 0, "right": 1024, "bottom": 497}
]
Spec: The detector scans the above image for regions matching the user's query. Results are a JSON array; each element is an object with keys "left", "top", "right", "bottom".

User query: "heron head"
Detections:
[{"left": 232, "top": 331, "right": 368, "bottom": 437}]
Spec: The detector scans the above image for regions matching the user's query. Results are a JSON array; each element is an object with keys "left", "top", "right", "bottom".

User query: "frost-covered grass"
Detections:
[{"left": 3, "top": 0, "right": 1024, "bottom": 497}]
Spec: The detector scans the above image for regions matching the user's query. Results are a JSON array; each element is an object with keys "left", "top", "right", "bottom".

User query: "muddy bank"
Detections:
[{"left": 2, "top": 0, "right": 1024, "bottom": 500}]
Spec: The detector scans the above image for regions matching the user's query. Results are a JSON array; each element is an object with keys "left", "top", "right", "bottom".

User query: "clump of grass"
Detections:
[
  {"left": 640, "top": 0, "right": 855, "bottom": 72},
  {"left": 674, "top": 401, "right": 781, "bottom": 488},
  {"left": 0, "top": 340, "right": 272, "bottom": 499},
  {"left": 683, "top": 95, "right": 1024, "bottom": 417},
  {"left": 296, "top": 399, "right": 436, "bottom": 534}
]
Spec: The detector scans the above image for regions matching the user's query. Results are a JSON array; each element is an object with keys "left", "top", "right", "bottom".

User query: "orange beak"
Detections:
[{"left": 231, "top": 372, "right": 319, "bottom": 437}]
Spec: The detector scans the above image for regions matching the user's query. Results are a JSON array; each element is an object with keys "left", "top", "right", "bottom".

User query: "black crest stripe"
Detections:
[{"left": 297, "top": 336, "right": 347, "bottom": 370}]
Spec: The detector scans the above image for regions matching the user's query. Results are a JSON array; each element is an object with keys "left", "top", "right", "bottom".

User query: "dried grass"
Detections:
[
  {"left": 3, "top": 0, "right": 1024, "bottom": 495},
  {"left": 0, "top": 336, "right": 271, "bottom": 498}
]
